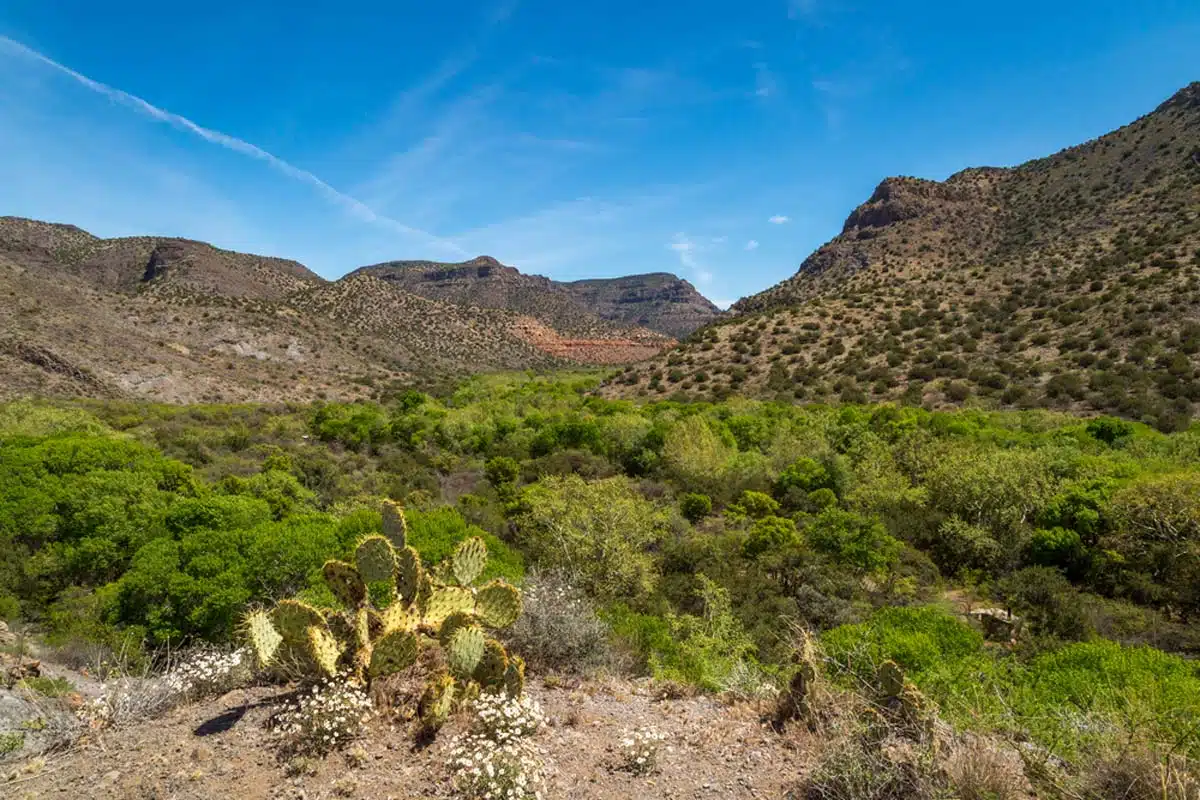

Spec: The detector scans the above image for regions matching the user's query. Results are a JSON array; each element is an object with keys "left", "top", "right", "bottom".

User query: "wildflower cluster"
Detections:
[
  {"left": 473, "top": 692, "right": 545, "bottom": 742},
  {"left": 273, "top": 678, "right": 373, "bottom": 755},
  {"left": 449, "top": 693, "right": 545, "bottom": 800},
  {"left": 619, "top": 726, "right": 667, "bottom": 775},
  {"left": 164, "top": 648, "right": 250, "bottom": 701}
]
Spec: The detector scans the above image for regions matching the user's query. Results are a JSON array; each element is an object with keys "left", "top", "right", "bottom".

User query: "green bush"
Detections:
[
  {"left": 822, "top": 606, "right": 984, "bottom": 679},
  {"left": 678, "top": 492, "right": 712, "bottom": 523},
  {"left": 514, "top": 475, "right": 665, "bottom": 601}
]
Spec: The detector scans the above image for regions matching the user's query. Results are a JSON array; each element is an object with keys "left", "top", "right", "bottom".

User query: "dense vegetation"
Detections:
[{"left": 2, "top": 372, "right": 1199, "bottom": 763}]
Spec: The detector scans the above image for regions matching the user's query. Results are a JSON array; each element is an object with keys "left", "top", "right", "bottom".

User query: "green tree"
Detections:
[{"left": 515, "top": 475, "right": 666, "bottom": 601}]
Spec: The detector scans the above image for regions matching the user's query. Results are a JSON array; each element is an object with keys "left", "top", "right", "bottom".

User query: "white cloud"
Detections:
[
  {"left": 745, "top": 239, "right": 759, "bottom": 250},
  {"left": 768, "top": 215, "right": 790, "bottom": 224},
  {"left": 710, "top": 298, "right": 734, "bottom": 310},
  {"left": 0, "top": 34, "right": 464, "bottom": 256},
  {"left": 668, "top": 232, "right": 712, "bottom": 284},
  {"left": 710, "top": 235, "right": 728, "bottom": 244}
]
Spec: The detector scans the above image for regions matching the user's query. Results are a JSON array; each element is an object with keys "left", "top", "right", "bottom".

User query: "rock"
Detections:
[{"left": 968, "top": 608, "right": 1020, "bottom": 642}]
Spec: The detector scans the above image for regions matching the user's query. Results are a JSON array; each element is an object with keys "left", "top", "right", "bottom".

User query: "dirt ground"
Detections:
[{"left": 3, "top": 677, "right": 813, "bottom": 799}]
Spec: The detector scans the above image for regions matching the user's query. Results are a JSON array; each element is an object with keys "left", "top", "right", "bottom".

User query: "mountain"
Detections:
[
  {"left": 559, "top": 273, "right": 721, "bottom": 339},
  {"left": 608, "top": 82, "right": 1200, "bottom": 431},
  {"left": 350, "top": 257, "right": 718, "bottom": 339},
  {"left": 0, "top": 219, "right": 701, "bottom": 403}
]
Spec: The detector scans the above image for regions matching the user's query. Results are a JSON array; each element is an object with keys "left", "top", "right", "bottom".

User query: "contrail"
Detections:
[{"left": 0, "top": 35, "right": 466, "bottom": 256}]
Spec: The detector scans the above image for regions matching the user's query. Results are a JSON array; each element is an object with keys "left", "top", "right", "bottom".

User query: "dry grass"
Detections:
[
  {"left": 944, "top": 735, "right": 1033, "bottom": 800},
  {"left": 1082, "top": 749, "right": 1200, "bottom": 800}
]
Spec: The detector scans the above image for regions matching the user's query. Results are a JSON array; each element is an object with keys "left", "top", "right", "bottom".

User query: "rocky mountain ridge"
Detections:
[
  {"left": 0, "top": 218, "right": 715, "bottom": 403},
  {"left": 609, "top": 81, "right": 1200, "bottom": 431}
]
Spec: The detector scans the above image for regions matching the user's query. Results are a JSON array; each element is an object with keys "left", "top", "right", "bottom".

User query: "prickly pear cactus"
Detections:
[
  {"left": 776, "top": 630, "right": 820, "bottom": 730},
  {"left": 876, "top": 660, "right": 905, "bottom": 699},
  {"left": 873, "top": 660, "right": 933, "bottom": 742},
  {"left": 240, "top": 500, "right": 529, "bottom": 733}
]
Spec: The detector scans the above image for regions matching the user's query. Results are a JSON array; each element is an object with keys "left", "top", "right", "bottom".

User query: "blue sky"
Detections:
[{"left": 2, "top": 1, "right": 1198, "bottom": 307}]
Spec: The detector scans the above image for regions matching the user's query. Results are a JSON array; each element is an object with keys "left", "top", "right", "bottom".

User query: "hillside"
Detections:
[
  {"left": 608, "top": 82, "right": 1200, "bottom": 431},
  {"left": 0, "top": 220, "right": 696, "bottom": 403},
  {"left": 559, "top": 272, "right": 721, "bottom": 338},
  {"left": 352, "top": 257, "right": 715, "bottom": 339}
]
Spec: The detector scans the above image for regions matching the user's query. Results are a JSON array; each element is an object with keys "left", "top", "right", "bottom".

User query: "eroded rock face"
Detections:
[
  {"left": 1157, "top": 81, "right": 1200, "bottom": 112},
  {"left": 560, "top": 273, "right": 722, "bottom": 338},
  {"left": 142, "top": 242, "right": 189, "bottom": 282},
  {"left": 842, "top": 177, "right": 980, "bottom": 231}
]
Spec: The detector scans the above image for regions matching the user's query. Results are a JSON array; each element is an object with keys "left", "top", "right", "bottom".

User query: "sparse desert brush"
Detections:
[
  {"left": 943, "top": 735, "right": 1031, "bottom": 800},
  {"left": 503, "top": 570, "right": 612, "bottom": 674},
  {"left": 1082, "top": 748, "right": 1200, "bottom": 800}
]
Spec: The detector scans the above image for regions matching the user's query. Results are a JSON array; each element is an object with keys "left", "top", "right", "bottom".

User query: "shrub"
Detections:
[
  {"left": 503, "top": 570, "right": 612, "bottom": 674},
  {"left": 729, "top": 490, "right": 782, "bottom": 519},
  {"left": 931, "top": 517, "right": 1002, "bottom": 576},
  {"left": 84, "top": 676, "right": 186, "bottom": 728},
  {"left": 514, "top": 475, "right": 666, "bottom": 601},
  {"left": 471, "top": 691, "right": 545, "bottom": 743},
  {"left": 997, "top": 566, "right": 1091, "bottom": 641},
  {"left": 679, "top": 492, "right": 713, "bottom": 523},
  {"left": 163, "top": 647, "right": 251, "bottom": 701},
  {"left": 942, "top": 736, "right": 1031, "bottom": 800},
  {"left": 1027, "top": 527, "right": 1084, "bottom": 570},
  {"left": 804, "top": 732, "right": 945, "bottom": 800},
  {"left": 743, "top": 516, "right": 801, "bottom": 559},
  {"left": 407, "top": 507, "right": 525, "bottom": 584},
  {"left": 1081, "top": 748, "right": 1200, "bottom": 800},
  {"left": 807, "top": 509, "right": 901, "bottom": 574},
  {"left": 822, "top": 606, "right": 984, "bottom": 679}
]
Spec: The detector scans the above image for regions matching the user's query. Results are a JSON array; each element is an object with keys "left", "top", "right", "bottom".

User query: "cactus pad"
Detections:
[
  {"left": 243, "top": 609, "right": 282, "bottom": 668},
  {"left": 438, "top": 611, "right": 477, "bottom": 646},
  {"left": 474, "top": 638, "right": 509, "bottom": 689},
  {"left": 877, "top": 660, "right": 905, "bottom": 699},
  {"left": 306, "top": 625, "right": 341, "bottom": 678},
  {"left": 368, "top": 629, "right": 419, "bottom": 679},
  {"left": 452, "top": 536, "right": 488, "bottom": 586},
  {"left": 323, "top": 560, "right": 367, "bottom": 608},
  {"left": 446, "top": 624, "right": 486, "bottom": 679},
  {"left": 381, "top": 500, "right": 408, "bottom": 549},
  {"left": 381, "top": 601, "right": 414, "bottom": 634},
  {"left": 355, "top": 535, "right": 397, "bottom": 584},
  {"left": 419, "top": 673, "right": 455, "bottom": 731},
  {"left": 271, "top": 599, "right": 326, "bottom": 643},
  {"left": 475, "top": 580, "right": 522, "bottom": 629},
  {"left": 422, "top": 586, "right": 475, "bottom": 628},
  {"left": 503, "top": 654, "right": 526, "bottom": 697},
  {"left": 395, "top": 546, "right": 424, "bottom": 604}
]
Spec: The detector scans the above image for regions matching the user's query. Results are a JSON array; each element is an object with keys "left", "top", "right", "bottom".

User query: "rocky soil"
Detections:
[{"left": 3, "top": 674, "right": 812, "bottom": 800}]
